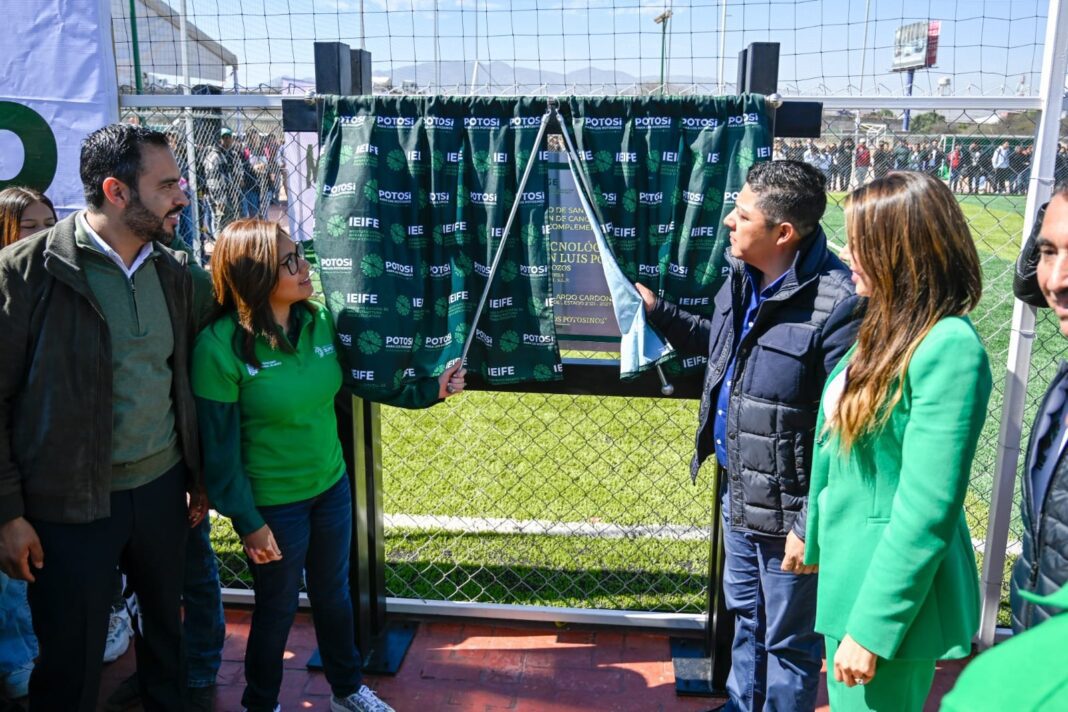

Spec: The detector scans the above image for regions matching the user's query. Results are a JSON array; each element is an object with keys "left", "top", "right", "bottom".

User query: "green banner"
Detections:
[
  {"left": 314, "top": 95, "right": 772, "bottom": 400},
  {"left": 563, "top": 95, "right": 771, "bottom": 375},
  {"left": 315, "top": 96, "right": 562, "bottom": 402}
]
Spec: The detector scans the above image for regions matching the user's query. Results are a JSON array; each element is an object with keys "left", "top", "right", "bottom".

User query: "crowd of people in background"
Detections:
[
  {"left": 776, "top": 136, "right": 1054, "bottom": 195},
  {"left": 162, "top": 123, "right": 284, "bottom": 263}
]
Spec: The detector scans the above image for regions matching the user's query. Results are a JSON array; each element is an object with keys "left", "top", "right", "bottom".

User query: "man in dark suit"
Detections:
[{"left": 1011, "top": 190, "right": 1068, "bottom": 632}]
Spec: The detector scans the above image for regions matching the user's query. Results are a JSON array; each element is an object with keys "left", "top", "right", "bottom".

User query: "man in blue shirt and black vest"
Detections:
[{"left": 639, "top": 160, "right": 863, "bottom": 711}]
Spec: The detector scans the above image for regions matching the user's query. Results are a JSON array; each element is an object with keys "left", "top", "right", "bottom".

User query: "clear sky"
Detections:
[{"left": 119, "top": 0, "right": 1050, "bottom": 95}]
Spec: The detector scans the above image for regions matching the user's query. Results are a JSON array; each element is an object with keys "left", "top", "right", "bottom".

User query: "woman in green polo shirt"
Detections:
[
  {"left": 192, "top": 219, "right": 464, "bottom": 712},
  {"left": 803, "top": 172, "right": 991, "bottom": 711}
]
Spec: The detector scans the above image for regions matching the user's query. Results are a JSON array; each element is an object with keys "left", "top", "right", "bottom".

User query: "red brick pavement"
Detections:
[{"left": 96, "top": 608, "right": 967, "bottom": 711}]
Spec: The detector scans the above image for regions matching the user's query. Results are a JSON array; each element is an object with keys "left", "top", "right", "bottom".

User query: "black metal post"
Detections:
[
  {"left": 669, "top": 462, "right": 732, "bottom": 699},
  {"left": 351, "top": 398, "right": 417, "bottom": 673}
]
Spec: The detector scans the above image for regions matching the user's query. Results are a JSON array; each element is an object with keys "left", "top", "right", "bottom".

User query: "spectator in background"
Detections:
[
  {"left": 977, "top": 142, "right": 994, "bottom": 193},
  {"left": 803, "top": 141, "right": 821, "bottom": 168},
  {"left": 836, "top": 139, "right": 854, "bottom": 191},
  {"left": 1010, "top": 145, "right": 1030, "bottom": 194},
  {"left": 0, "top": 187, "right": 55, "bottom": 248},
  {"left": 806, "top": 172, "right": 989, "bottom": 711},
  {"left": 261, "top": 133, "right": 283, "bottom": 214},
  {"left": 923, "top": 139, "right": 945, "bottom": 179},
  {"left": 948, "top": 144, "right": 963, "bottom": 193},
  {"left": 204, "top": 127, "right": 252, "bottom": 233},
  {"left": 164, "top": 126, "right": 199, "bottom": 252},
  {"left": 1055, "top": 144, "right": 1068, "bottom": 187},
  {"left": 818, "top": 145, "right": 834, "bottom": 185},
  {"left": 244, "top": 132, "right": 281, "bottom": 220},
  {"left": 825, "top": 144, "right": 841, "bottom": 190},
  {"left": 0, "top": 187, "right": 56, "bottom": 701},
  {"left": 992, "top": 141, "right": 1013, "bottom": 194},
  {"left": 892, "top": 140, "right": 910, "bottom": 171},
  {"left": 786, "top": 140, "right": 805, "bottom": 163},
  {"left": 872, "top": 141, "right": 892, "bottom": 179},
  {"left": 907, "top": 143, "right": 922, "bottom": 172},
  {"left": 958, "top": 142, "right": 977, "bottom": 194},
  {"left": 773, "top": 139, "right": 787, "bottom": 161},
  {"left": 241, "top": 130, "right": 264, "bottom": 219},
  {"left": 854, "top": 140, "right": 871, "bottom": 186}
]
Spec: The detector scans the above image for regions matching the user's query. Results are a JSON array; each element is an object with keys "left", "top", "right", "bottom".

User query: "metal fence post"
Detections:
[
  {"left": 977, "top": 0, "right": 1068, "bottom": 649},
  {"left": 176, "top": 0, "right": 203, "bottom": 265}
]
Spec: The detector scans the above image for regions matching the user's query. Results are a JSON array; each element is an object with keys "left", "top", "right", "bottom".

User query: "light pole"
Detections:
[
  {"left": 654, "top": 9, "right": 673, "bottom": 95},
  {"left": 718, "top": 0, "right": 728, "bottom": 94}
]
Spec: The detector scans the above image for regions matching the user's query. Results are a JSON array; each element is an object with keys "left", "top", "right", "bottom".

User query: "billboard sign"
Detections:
[{"left": 893, "top": 20, "right": 940, "bottom": 72}]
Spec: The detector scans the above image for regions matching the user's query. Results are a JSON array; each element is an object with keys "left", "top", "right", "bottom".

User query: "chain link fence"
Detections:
[{"left": 121, "top": 100, "right": 1061, "bottom": 625}]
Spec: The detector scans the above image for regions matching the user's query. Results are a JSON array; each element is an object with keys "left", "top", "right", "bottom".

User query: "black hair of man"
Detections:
[
  {"left": 80, "top": 123, "right": 170, "bottom": 210},
  {"left": 745, "top": 159, "right": 828, "bottom": 240}
]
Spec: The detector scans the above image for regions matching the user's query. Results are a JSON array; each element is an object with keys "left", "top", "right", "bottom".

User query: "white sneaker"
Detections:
[
  {"left": 331, "top": 685, "right": 395, "bottom": 712},
  {"left": 102, "top": 607, "right": 133, "bottom": 663}
]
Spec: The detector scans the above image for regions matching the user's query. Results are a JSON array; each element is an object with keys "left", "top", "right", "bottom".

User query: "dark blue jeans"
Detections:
[
  {"left": 185, "top": 517, "right": 225, "bottom": 687},
  {"left": 242, "top": 475, "right": 361, "bottom": 712},
  {"left": 0, "top": 572, "right": 37, "bottom": 674},
  {"left": 721, "top": 493, "right": 822, "bottom": 712},
  {"left": 242, "top": 189, "right": 261, "bottom": 219}
]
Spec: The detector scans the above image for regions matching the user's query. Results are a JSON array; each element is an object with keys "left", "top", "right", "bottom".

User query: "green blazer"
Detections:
[
  {"left": 940, "top": 584, "right": 1068, "bottom": 711},
  {"left": 803, "top": 316, "right": 992, "bottom": 661}
]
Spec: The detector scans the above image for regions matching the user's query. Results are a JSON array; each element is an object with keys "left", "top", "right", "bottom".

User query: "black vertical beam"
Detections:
[
  {"left": 360, "top": 398, "right": 388, "bottom": 635},
  {"left": 704, "top": 471, "right": 733, "bottom": 693},
  {"left": 736, "top": 48, "right": 749, "bottom": 96},
  {"left": 670, "top": 465, "right": 731, "bottom": 698},
  {"left": 350, "top": 48, "right": 373, "bottom": 95},
  {"left": 333, "top": 394, "right": 374, "bottom": 659},
  {"left": 343, "top": 45, "right": 420, "bottom": 673}
]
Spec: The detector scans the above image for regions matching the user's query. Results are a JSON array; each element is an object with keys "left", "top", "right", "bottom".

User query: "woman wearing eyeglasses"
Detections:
[{"left": 192, "top": 219, "right": 463, "bottom": 712}]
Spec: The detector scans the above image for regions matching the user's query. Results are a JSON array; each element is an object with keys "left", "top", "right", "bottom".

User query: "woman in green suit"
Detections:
[{"left": 804, "top": 171, "right": 991, "bottom": 711}]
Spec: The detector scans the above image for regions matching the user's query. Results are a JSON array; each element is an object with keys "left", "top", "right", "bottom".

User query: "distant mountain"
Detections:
[
  {"left": 267, "top": 60, "right": 721, "bottom": 94},
  {"left": 373, "top": 60, "right": 716, "bottom": 93}
]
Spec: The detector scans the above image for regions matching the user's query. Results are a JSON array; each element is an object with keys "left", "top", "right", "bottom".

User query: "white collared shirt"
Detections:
[{"left": 78, "top": 212, "right": 156, "bottom": 280}]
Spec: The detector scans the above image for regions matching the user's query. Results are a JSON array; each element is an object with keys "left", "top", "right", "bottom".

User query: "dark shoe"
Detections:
[
  {"left": 102, "top": 672, "right": 140, "bottom": 712},
  {"left": 185, "top": 685, "right": 216, "bottom": 712}
]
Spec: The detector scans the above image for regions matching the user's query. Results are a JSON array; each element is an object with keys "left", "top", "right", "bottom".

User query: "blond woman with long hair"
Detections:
[{"left": 803, "top": 172, "right": 991, "bottom": 710}]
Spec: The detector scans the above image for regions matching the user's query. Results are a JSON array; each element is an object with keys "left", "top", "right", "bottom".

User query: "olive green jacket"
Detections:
[{"left": 804, "top": 317, "right": 992, "bottom": 661}]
